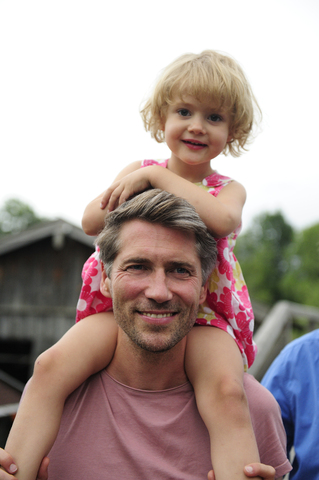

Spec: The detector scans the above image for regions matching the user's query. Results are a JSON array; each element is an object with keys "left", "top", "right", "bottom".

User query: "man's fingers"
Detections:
[
  {"left": 0, "top": 449, "right": 17, "bottom": 476},
  {"left": 244, "top": 463, "right": 276, "bottom": 479},
  {"left": 207, "top": 470, "right": 215, "bottom": 480},
  {"left": 207, "top": 463, "right": 276, "bottom": 480},
  {"left": 36, "top": 457, "right": 50, "bottom": 480}
]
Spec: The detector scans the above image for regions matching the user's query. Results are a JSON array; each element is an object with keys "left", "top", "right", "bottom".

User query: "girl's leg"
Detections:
[
  {"left": 185, "top": 326, "right": 260, "bottom": 480},
  {"left": 5, "top": 312, "right": 118, "bottom": 480}
]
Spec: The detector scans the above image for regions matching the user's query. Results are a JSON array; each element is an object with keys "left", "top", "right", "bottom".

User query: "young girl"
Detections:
[{"left": 5, "top": 50, "right": 261, "bottom": 480}]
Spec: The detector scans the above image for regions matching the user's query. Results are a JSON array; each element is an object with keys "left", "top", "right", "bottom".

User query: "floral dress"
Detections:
[{"left": 76, "top": 159, "right": 256, "bottom": 369}]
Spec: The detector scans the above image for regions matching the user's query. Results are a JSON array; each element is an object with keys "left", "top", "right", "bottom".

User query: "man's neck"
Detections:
[{"left": 106, "top": 331, "right": 188, "bottom": 391}]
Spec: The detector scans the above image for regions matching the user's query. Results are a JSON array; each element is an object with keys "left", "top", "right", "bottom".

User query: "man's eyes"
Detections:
[
  {"left": 126, "top": 264, "right": 146, "bottom": 272},
  {"left": 126, "top": 265, "right": 191, "bottom": 276},
  {"left": 172, "top": 267, "right": 191, "bottom": 276}
]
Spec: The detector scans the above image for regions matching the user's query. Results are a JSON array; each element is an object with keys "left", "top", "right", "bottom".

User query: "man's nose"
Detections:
[{"left": 144, "top": 270, "right": 173, "bottom": 303}]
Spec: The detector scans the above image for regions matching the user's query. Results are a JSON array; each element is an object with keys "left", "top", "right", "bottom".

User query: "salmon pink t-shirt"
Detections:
[{"left": 48, "top": 371, "right": 291, "bottom": 479}]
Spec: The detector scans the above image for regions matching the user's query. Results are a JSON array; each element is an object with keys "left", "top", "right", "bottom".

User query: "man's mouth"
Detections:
[
  {"left": 139, "top": 311, "right": 177, "bottom": 325},
  {"left": 141, "top": 312, "right": 175, "bottom": 318}
]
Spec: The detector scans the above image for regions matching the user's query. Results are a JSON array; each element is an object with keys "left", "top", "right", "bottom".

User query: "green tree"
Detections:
[
  {"left": 281, "top": 223, "right": 319, "bottom": 308},
  {"left": 235, "top": 212, "right": 294, "bottom": 304},
  {"left": 0, "top": 198, "right": 44, "bottom": 236}
]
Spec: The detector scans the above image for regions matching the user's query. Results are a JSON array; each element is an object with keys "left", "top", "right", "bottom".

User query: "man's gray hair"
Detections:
[{"left": 96, "top": 189, "right": 217, "bottom": 285}]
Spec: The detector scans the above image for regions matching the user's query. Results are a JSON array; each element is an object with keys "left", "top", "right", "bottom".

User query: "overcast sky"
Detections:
[{"left": 1, "top": 0, "right": 318, "bottom": 233}]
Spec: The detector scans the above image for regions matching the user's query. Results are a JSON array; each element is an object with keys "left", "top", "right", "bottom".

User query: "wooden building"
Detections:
[
  {"left": 0, "top": 219, "right": 95, "bottom": 384},
  {"left": 0, "top": 370, "right": 24, "bottom": 447}
]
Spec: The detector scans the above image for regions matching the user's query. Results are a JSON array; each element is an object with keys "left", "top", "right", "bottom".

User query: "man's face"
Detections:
[{"left": 102, "top": 220, "right": 207, "bottom": 353}]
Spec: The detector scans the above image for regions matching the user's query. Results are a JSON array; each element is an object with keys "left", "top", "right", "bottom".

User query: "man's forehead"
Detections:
[
  {"left": 117, "top": 219, "right": 198, "bottom": 261},
  {"left": 120, "top": 219, "right": 194, "bottom": 240}
]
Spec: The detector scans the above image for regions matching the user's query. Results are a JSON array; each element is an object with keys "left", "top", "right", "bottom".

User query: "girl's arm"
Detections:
[
  {"left": 82, "top": 160, "right": 142, "bottom": 236},
  {"left": 4, "top": 313, "right": 118, "bottom": 480},
  {"left": 99, "top": 165, "right": 246, "bottom": 238}
]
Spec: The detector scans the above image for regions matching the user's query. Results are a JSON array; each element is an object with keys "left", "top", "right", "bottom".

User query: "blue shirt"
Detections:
[{"left": 262, "top": 330, "right": 319, "bottom": 480}]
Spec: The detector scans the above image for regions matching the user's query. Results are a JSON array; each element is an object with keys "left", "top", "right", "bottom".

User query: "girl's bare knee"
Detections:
[{"left": 32, "top": 345, "right": 63, "bottom": 383}]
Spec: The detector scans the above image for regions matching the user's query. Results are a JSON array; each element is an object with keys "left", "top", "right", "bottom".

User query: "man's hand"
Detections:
[
  {"left": 0, "top": 449, "right": 17, "bottom": 479},
  {"left": 36, "top": 457, "right": 49, "bottom": 480},
  {"left": 208, "top": 463, "right": 277, "bottom": 480},
  {"left": 0, "top": 449, "right": 49, "bottom": 480}
]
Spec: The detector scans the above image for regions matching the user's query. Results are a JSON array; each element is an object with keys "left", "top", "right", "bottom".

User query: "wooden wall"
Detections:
[{"left": 0, "top": 235, "right": 94, "bottom": 381}]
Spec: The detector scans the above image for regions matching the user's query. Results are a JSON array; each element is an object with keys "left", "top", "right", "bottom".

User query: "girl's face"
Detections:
[{"left": 163, "top": 96, "right": 232, "bottom": 178}]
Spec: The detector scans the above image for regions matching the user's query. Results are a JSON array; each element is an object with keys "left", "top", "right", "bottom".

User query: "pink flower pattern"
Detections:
[
  {"left": 75, "top": 159, "right": 256, "bottom": 369},
  {"left": 76, "top": 248, "right": 112, "bottom": 322}
]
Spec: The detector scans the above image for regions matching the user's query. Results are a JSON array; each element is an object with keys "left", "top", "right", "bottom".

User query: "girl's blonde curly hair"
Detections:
[{"left": 140, "top": 50, "right": 261, "bottom": 157}]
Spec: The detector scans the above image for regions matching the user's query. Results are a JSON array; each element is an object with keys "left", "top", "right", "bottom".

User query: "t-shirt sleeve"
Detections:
[
  {"left": 261, "top": 354, "right": 294, "bottom": 454},
  {"left": 244, "top": 374, "right": 292, "bottom": 478}
]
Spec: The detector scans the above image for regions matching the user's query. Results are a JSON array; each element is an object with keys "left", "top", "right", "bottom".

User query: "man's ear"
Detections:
[
  {"left": 100, "top": 263, "right": 112, "bottom": 298},
  {"left": 198, "top": 280, "right": 208, "bottom": 305}
]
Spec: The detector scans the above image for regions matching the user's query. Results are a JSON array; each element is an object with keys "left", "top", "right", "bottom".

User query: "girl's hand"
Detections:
[
  {"left": 207, "top": 463, "right": 276, "bottom": 480},
  {"left": 100, "top": 168, "right": 153, "bottom": 211}
]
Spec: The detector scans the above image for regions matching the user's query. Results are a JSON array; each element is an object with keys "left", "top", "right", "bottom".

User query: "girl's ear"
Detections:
[
  {"left": 227, "top": 125, "right": 236, "bottom": 144},
  {"left": 100, "top": 263, "right": 112, "bottom": 298},
  {"left": 227, "top": 132, "right": 233, "bottom": 143},
  {"left": 160, "top": 114, "right": 166, "bottom": 132}
]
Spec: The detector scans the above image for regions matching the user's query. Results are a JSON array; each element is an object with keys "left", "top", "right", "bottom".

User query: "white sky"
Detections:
[{"left": 1, "top": 0, "right": 318, "bottom": 233}]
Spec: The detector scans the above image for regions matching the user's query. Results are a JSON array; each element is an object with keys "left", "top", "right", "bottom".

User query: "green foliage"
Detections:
[
  {"left": 236, "top": 211, "right": 319, "bottom": 308},
  {"left": 281, "top": 223, "right": 319, "bottom": 308},
  {"left": 0, "top": 199, "right": 44, "bottom": 236},
  {"left": 235, "top": 212, "right": 295, "bottom": 305}
]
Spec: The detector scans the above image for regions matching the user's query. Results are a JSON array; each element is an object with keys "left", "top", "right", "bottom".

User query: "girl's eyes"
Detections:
[
  {"left": 208, "top": 113, "right": 223, "bottom": 122},
  {"left": 177, "top": 109, "right": 223, "bottom": 122},
  {"left": 177, "top": 108, "right": 191, "bottom": 117}
]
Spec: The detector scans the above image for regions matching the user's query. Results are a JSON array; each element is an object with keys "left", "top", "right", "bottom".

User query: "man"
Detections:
[
  {"left": 262, "top": 329, "right": 319, "bottom": 479},
  {"left": 0, "top": 190, "right": 291, "bottom": 479}
]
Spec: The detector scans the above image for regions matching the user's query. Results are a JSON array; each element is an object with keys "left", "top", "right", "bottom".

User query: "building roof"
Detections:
[{"left": 0, "top": 219, "right": 95, "bottom": 255}]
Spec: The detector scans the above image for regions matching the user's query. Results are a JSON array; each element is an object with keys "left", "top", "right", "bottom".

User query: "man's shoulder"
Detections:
[
  {"left": 244, "top": 374, "right": 279, "bottom": 412},
  {"left": 244, "top": 374, "right": 292, "bottom": 477},
  {"left": 289, "top": 329, "right": 319, "bottom": 351},
  {"left": 273, "top": 330, "right": 319, "bottom": 368},
  {"left": 262, "top": 330, "right": 319, "bottom": 397}
]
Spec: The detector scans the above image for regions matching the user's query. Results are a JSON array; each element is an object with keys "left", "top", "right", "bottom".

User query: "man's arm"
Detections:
[{"left": 261, "top": 349, "right": 294, "bottom": 454}]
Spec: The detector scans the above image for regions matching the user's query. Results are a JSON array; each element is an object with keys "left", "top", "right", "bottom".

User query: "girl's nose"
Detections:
[
  {"left": 188, "top": 115, "right": 206, "bottom": 135},
  {"left": 144, "top": 271, "right": 173, "bottom": 303}
]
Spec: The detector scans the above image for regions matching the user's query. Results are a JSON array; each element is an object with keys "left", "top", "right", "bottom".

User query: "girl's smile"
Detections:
[
  {"left": 163, "top": 96, "right": 232, "bottom": 180},
  {"left": 182, "top": 139, "right": 208, "bottom": 150}
]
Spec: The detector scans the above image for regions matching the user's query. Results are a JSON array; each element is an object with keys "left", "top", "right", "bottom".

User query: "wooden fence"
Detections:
[{"left": 249, "top": 300, "right": 319, "bottom": 380}]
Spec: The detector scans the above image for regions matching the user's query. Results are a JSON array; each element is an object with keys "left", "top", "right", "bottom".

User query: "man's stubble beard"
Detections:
[{"left": 112, "top": 298, "right": 199, "bottom": 354}]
